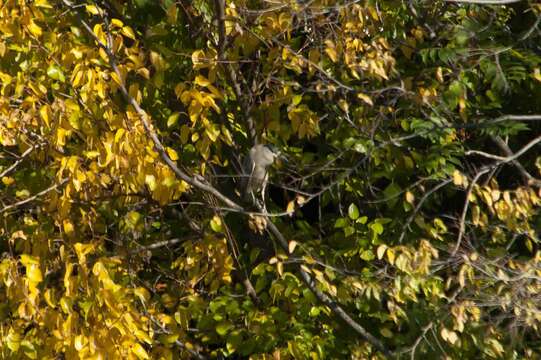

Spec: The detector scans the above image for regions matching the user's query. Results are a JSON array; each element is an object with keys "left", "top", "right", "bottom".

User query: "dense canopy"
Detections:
[{"left": 1, "top": 0, "right": 541, "bottom": 358}]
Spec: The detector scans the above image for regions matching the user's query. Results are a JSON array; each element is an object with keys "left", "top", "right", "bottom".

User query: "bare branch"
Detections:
[
  {"left": 0, "top": 179, "right": 68, "bottom": 215},
  {"left": 466, "top": 135, "right": 541, "bottom": 165},
  {"left": 0, "top": 143, "right": 43, "bottom": 179},
  {"left": 149, "top": 316, "right": 207, "bottom": 360},
  {"left": 490, "top": 135, "right": 541, "bottom": 187},
  {"left": 452, "top": 168, "right": 490, "bottom": 255}
]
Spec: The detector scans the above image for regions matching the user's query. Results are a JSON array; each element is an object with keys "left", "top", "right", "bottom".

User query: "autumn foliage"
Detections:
[{"left": 1, "top": 0, "right": 541, "bottom": 359}]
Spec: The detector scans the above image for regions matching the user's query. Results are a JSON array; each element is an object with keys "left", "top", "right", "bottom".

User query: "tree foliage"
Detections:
[{"left": 1, "top": 0, "right": 541, "bottom": 358}]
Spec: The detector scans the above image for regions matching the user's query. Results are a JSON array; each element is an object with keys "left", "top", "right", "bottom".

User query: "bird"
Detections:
[{"left": 241, "top": 144, "right": 279, "bottom": 207}]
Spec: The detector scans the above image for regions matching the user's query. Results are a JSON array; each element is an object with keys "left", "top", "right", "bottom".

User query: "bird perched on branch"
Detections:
[{"left": 241, "top": 144, "right": 279, "bottom": 207}]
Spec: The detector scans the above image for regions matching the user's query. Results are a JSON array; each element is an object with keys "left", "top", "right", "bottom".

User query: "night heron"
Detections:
[{"left": 241, "top": 144, "right": 279, "bottom": 207}]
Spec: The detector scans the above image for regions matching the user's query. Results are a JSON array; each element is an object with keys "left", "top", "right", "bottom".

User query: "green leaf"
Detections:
[
  {"left": 383, "top": 183, "right": 401, "bottom": 208},
  {"left": 334, "top": 218, "right": 348, "bottom": 228},
  {"left": 210, "top": 215, "right": 223, "bottom": 233},
  {"left": 360, "top": 250, "right": 375, "bottom": 261},
  {"left": 369, "top": 222, "right": 384, "bottom": 236},
  {"left": 216, "top": 321, "right": 233, "bottom": 336},
  {"left": 226, "top": 331, "right": 243, "bottom": 354},
  {"left": 167, "top": 112, "right": 180, "bottom": 127},
  {"left": 47, "top": 65, "right": 65, "bottom": 82},
  {"left": 348, "top": 203, "right": 359, "bottom": 220}
]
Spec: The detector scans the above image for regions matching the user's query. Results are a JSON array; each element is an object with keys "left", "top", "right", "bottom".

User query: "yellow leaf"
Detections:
[
  {"left": 137, "top": 67, "right": 150, "bottom": 79},
  {"left": 72, "top": 69, "right": 84, "bottom": 87},
  {"left": 288, "top": 241, "right": 298, "bottom": 254},
  {"left": 386, "top": 248, "right": 395, "bottom": 265},
  {"left": 132, "top": 343, "right": 150, "bottom": 360},
  {"left": 338, "top": 99, "right": 349, "bottom": 113},
  {"left": 35, "top": 0, "right": 52, "bottom": 8},
  {"left": 121, "top": 26, "right": 137, "bottom": 40},
  {"left": 85, "top": 4, "right": 100, "bottom": 15},
  {"left": 194, "top": 75, "right": 211, "bottom": 87},
  {"left": 440, "top": 327, "right": 458, "bottom": 345},
  {"left": 533, "top": 68, "right": 541, "bottom": 82},
  {"left": 114, "top": 128, "right": 126, "bottom": 143},
  {"left": 74, "top": 335, "right": 86, "bottom": 351},
  {"left": 27, "top": 264, "right": 43, "bottom": 284},
  {"left": 324, "top": 46, "right": 338, "bottom": 63},
  {"left": 145, "top": 174, "right": 157, "bottom": 191},
  {"left": 74, "top": 243, "right": 94, "bottom": 264},
  {"left": 286, "top": 200, "right": 295, "bottom": 215},
  {"left": 111, "top": 18, "right": 124, "bottom": 28},
  {"left": 39, "top": 105, "right": 51, "bottom": 127},
  {"left": 5, "top": 328, "right": 21, "bottom": 352},
  {"left": 357, "top": 93, "right": 373, "bottom": 106},
  {"left": 63, "top": 219, "right": 75, "bottom": 235},
  {"left": 84, "top": 151, "right": 100, "bottom": 159},
  {"left": 167, "top": 3, "right": 178, "bottom": 24},
  {"left": 111, "top": 72, "right": 122, "bottom": 86},
  {"left": 27, "top": 20, "right": 42, "bottom": 37},
  {"left": 166, "top": 147, "right": 179, "bottom": 161},
  {"left": 436, "top": 67, "right": 444, "bottom": 83},
  {"left": 134, "top": 287, "right": 150, "bottom": 303},
  {"left": 377, "top": 245, "right": 387, "bottom": 260},
  {"left": 2, "top": 176, "right": 14, "bottom": 186},
  {"left": 44, "top": 289, "right": 56, "bottom": 308},
  {"left": 16, "top": 189, "right": 30, "bottom": 199},
  {"left": 405, "top": 191, "right": 415, "bottom": 204}
]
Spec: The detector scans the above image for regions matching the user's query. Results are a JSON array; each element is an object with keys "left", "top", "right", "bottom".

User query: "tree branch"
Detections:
[
  {"left": 0, "top": 143, "right": 43, "bottom": 179},
  {"left": 62, "top": 0, "right": 243, "bottom": 212},
  {"left": 490, "top": 135, "right": 541, "bottom": 187},
  {"left": 0, "top": 179, "right": 68, "bottom": 215},
  {"left": 62, "top": 3, "right": 393, "bottom": 355},
  {"left": 452, "top": 168, "right": 490, "bottom": 255}
]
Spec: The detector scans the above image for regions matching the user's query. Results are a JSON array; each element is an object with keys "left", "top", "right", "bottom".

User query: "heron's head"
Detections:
[{"left": 251, "top": 144, "right": 279, "bottom": 167}]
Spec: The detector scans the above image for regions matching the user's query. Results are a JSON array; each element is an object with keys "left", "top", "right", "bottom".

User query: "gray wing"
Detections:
[{"left": 241, "top": 152, "right": 255, "bottom": 200}]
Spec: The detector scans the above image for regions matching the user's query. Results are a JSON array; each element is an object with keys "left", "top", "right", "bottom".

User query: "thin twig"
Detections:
[
  {"left": 452, "top": 168, "right": 489, "bottom": 255},
  {"left": 0, "top": 143, "right": 43, "bottom": 179},
  {"left": 0, "top": 179, "right": 68, "bottom": 214},
  {"left": 149, "top": 316, "right": 207, "bottom": 360},
  {"left": 399, "top": 178, "right": 453, "bottom": 243}
]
